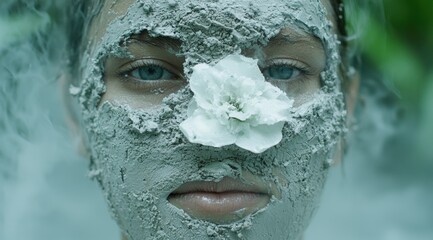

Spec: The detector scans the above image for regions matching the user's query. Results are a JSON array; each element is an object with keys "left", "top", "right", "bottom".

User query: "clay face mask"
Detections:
[{"left": 75, "top": 0, "right": 346, "bottom": 239}]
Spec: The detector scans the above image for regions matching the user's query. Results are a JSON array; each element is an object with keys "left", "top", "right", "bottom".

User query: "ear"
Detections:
[
  {"left": 59, "top": 73, "right": 90, "bottom": 157},
  {"left": 345, "top": 70, "right": 360, "bottom": 124},
  {"left": 332, "top": 70, "right": 360, "bottom": 165}
]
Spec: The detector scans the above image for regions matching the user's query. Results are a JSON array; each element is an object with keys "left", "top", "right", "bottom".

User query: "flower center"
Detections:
[{"left": 227, "top": 96, "right": 243, "bottom": 112}]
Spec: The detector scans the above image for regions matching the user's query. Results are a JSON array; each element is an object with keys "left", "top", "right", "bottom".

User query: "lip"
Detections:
[{"left": 168, "top": 177, "right": 271, "bottom": 224}]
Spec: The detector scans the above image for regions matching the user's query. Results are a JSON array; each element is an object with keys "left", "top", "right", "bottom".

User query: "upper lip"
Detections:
[{"left": 170, "top": 177, "right": 270, "bottom": 195}]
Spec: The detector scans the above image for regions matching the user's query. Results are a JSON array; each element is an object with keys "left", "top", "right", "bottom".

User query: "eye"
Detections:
[
  {"left": 130, "top": 65, "right": 174, "bottom": 81},
  {"left": 262, "top": 65, "right": 301, "bottom": 80},
  {"left": 262, "top": 59, "right": 310, "bottom": 81},
  {"left": 118, "top": 59, "right": 182, "bottom": 83}
]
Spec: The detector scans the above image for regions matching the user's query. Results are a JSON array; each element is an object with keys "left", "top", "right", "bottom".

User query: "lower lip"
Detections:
[{"left": 168, "top": 192, "right": 270, "bottom": 223}]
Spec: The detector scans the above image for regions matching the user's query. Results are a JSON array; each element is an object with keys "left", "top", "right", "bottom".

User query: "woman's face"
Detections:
[{"left": 78, "top": 0, "right": 345, "bottom": 239}]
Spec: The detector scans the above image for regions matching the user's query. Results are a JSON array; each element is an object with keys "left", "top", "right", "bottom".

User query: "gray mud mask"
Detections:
[{"left": 76, "top": 0, "right": 346, "bottom": 239}]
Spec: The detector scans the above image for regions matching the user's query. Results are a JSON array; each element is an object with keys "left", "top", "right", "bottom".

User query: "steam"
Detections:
[
  {"left": 1, "top": 2, "right": 66, "bottom": 239},
  {"left": 306, "top": 77, "right": 433, "bottom": 240},
  {"left": 0, "top": 2, "right": 117, "bottom": 239}
]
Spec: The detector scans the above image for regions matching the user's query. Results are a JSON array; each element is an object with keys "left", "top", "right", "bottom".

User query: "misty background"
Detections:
[{"left": 1, "top": 1, "right": 432, "bottom": 239}]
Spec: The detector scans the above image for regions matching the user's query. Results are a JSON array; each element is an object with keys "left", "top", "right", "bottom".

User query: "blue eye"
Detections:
[
  {"left": 130, "top": 65, "right": 174, "bottom": 81},
  {"left": 263, "top": 65, "right": 301, "bottom": 80}
]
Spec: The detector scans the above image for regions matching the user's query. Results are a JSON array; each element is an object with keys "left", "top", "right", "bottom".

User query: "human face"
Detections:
[{"left": 77, "top": 0, "right": 345, "bottom": 239}]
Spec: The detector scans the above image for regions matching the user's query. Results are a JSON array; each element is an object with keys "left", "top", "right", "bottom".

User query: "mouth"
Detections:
[{"left": 167, "top": 177, "right": 271, "bottom": 224}]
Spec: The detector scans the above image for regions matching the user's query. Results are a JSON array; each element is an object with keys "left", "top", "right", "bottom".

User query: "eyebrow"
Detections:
[
  {"left": 128, "top": 33, "right": 181, "bottom": 50},
  {"left": 269, "top": 32, "right": 324, "bottom": 48},
  {"left": 127, "top": 31, "right": 323, "bottom": 52}
]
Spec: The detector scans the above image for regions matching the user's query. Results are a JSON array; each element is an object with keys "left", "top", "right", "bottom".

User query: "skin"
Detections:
[{"left": 73, "top": 0, "right": 359, "bottom": 239}]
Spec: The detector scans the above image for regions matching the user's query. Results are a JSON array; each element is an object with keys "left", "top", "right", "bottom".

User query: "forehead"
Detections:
[{"left": 89, "top": 0, "right": 336, "bottom": 48}]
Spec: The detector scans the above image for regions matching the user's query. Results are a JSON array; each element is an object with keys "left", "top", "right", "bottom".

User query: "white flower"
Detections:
[{"left": 179, "top": 54, "right": 294, "bottom": 153}]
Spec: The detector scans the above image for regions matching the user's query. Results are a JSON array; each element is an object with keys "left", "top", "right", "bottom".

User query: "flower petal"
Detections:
[
  {"left": 235, "top": 122, "right": 285, "bottom": 153},
  {"left": 253, "top": 98, "right": 293, "bottom": 125},
  {"left": 180, "top": 109, "right": 236, "bottom": 147},
  {"left": 189, "top": 64, "right": 227, "bottom": 110},
  {"left": 182, "top": 54, "right": 294, "bottom": 153},
  {"left": 214, "top": 54, "right": 265, "bottom": 82}
]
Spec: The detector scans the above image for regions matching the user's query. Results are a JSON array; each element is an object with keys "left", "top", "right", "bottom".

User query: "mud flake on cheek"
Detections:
[
  {"left": 120, "top": 191, "right": 166, "bottom": 236},
  {"left": 128, "top": 111, "right": 160, "bottom": 134}
]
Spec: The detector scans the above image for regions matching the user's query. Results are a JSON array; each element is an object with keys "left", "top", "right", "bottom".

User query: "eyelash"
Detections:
[
  {"left": 116, "top": 59, "right": 183, "bottom": 88},
  {"left": 261, "top": 59, "right": 311, "bottom": 80}
]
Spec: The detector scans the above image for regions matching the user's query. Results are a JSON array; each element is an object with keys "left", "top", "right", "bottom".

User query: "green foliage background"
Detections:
[{"left": 350, "top": 0, "right": 433, "bottom": 172}]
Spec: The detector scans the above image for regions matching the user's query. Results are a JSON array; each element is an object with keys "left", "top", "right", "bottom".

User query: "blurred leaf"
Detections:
[
  {"left": 360, "top": 15, "right": 425, "bottom": 106},
  {"left": 418, "top": 72, "right": 433, "bottom": 163}
]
